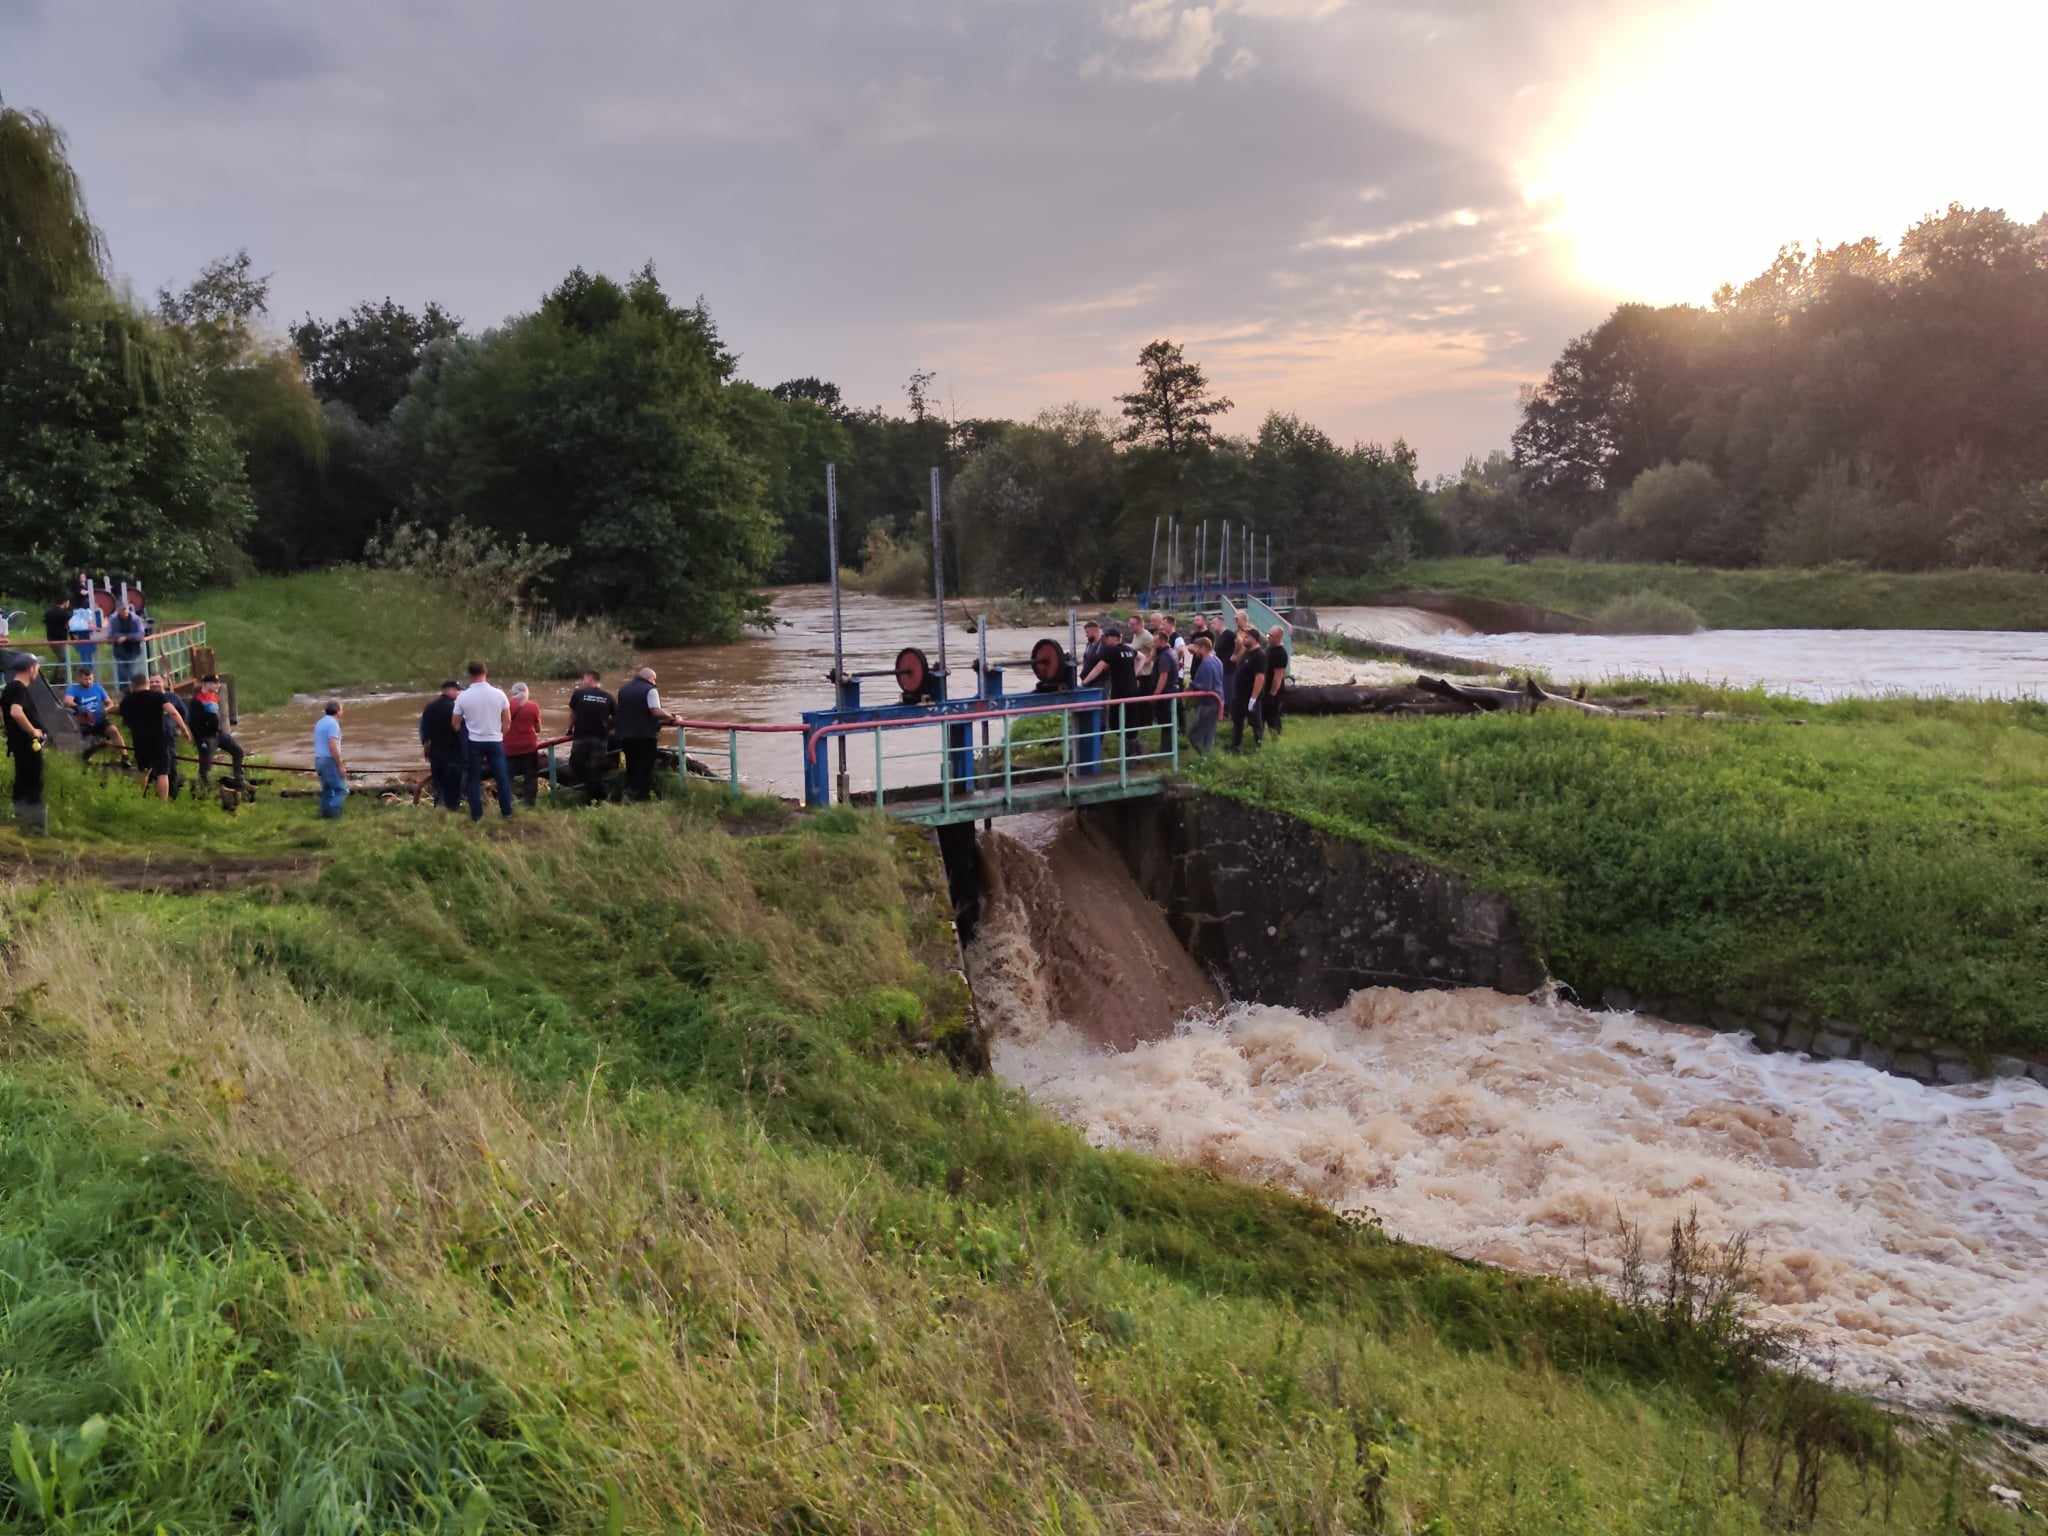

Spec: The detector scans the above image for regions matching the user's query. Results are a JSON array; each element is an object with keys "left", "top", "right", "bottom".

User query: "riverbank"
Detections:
[
  {"left": 2, "top": 772, "right": 2033, "bottom": 1531},
  {"left": 1189, "top": 689, "right": 2048, "bottom": 1056},
  {"left": 158, "top": 568, "right": 634, "bottom": 713},
  {"left": 1307, "top": 557, "right": 2048, "bottom": 631}
]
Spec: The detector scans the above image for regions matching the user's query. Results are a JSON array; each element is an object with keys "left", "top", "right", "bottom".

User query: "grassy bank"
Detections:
[
  {"left": 1191, "top": 691, "right": 2048, "bottom": 1053},
  {"left": 153, "top": 569, "right": 634, "bottom": 713},
  {"left": 1308, "top": 557, "right": 2048, "bottom": 631},
  {"left": 2, "top": 771, "right": 2033, "bottom": 1531}
]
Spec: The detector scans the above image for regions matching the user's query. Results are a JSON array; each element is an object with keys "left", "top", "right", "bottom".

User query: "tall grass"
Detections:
[
  {"left": 1189, "top": 696, "right": 2048, "bottom": 1050},
  {"left": 1591, "top": 589, "right": 1705, "bottom": 634},
  {"left": 4, "top": 806, "right": 2029, "bottom": 1530},
  {"left": 1310, "top": 556, "right": 2048, "bottom": 631}
]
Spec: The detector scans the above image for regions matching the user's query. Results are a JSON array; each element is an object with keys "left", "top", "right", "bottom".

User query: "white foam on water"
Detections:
[{"left": 970, "top": 828, "right": 2048, "bottom": 1424}]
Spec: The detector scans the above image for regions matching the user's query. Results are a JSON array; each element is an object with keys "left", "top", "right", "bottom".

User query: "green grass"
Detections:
[
  {"left": 1189, "top": 694, "right": 2048, "bottom": 1052},
  {"left": 1308, "top": 557, "right": 2048, "bottom": 631},
  {"left": 146, "top": 569, "right": 633, "bottom": 713},
  {"left": 4, "top": 792, "right": 2035, "bottom": 1530}
]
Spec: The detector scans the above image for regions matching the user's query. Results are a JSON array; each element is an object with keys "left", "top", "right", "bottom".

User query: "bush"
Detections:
[
  {"left": 843, "top": 526, "right": 929, "bottom": 597},
  {"left": 1764, "top": 462, "right": 1891, "bottom": 568},
  {"left": 1618, "top": 462, "right": 1727, "bottom": 563},
  {"left": 1590, "top": 590, "right": 1705, "bottom": 634}
]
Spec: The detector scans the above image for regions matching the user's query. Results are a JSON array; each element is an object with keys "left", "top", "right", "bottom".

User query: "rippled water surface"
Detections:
[{"left": 1319, "top": 611, "right": 2048, "bottom": 699}]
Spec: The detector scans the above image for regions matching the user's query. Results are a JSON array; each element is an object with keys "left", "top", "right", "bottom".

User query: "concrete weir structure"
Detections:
[
  {"left": 1066, "top": 787, "right": 2045, "bottom": 1089},
  {"left": 1081, "top": 787, "right": 1547, "bottom": 1009}
]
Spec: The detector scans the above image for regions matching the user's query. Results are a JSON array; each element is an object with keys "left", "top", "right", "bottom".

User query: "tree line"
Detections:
[
  {"left": 0, "top": 104, "right": 1434, "bottom": 643},
  {"left": 1438, "top": 205, "right": 2048, "bottom": 570}
]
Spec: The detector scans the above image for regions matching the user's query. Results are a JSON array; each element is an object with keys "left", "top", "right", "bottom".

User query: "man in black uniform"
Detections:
[
  {"left": 118, "top": 676, "right": 192, "bottom": 800},
  {"left": 1079, "top": 622, "right": 1138, "bottom": 762},
  {"left": 566, "top": 668, "right": 617, "bottom": 803},
  {"left": 3, "top": 654, "right": 51, "bottom": 833},
  {"left": 1213, "top": 618, "right": 1237, "bottom": 699},
  {"left": 416, "top": 680, "right": 464, "bottom": 810},
  {"left": 616, "top": 666, "right": 677, "bottom": 802},
  {"left": 1228, "top": 628, "right": 1267, "bottom": 753},
  {"left": 1261, "top": 625, "right": 1289, "bottom": 738}
]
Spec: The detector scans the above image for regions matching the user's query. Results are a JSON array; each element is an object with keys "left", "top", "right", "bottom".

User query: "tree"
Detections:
[
  {"left": 949, "top": 405, "right": 1123, "bottom": 597},
  {"left": 770, "top": 376, "right": 847, "bottom": 418},
  {"left": 904, "top": 367, "right": 937, "bottom": 423},
  {"left": 0, "top": 106, "right": 253, "bottom": 590},
  {"left": 1117, "top": 340, "right": 1232, "bottom": 455},
  {"left": 1615, "top": 461, "right": 1726, "bottom": 563},
  {"left": 395, "top": 266, "right": 780, "bottom": 642},
  {"left": 293, "top": 297, "right": 463, "bottom": 422}
]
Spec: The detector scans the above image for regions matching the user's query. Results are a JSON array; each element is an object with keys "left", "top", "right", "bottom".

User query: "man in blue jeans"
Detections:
[
  {"left": 312, "top": 700, "right": 349, "bottom": 818},
  {"left": 1187, "top": 633, "right": 1224, "bottom": 753},
  {"left": 453, "top": 660, "right": 514, "bottom": 821},
  {"left": 107, "top": 602, "right": 145, "bottom": 689}
]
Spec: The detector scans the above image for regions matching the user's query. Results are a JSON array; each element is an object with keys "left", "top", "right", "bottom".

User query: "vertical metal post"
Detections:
[
  {"left": 1146, "top": 514, "right": 1161, "bottom": 596},
  {"left": 728, "top": 729, "right": 740, "bottom": 797},
  {"left": 1220, "top": 524, "right": 1229, "bottom": 593},
  {"left": 929, "top": 466, "right": 947, "bottom": 682},
  {"left": 978, "top": 618, "right": 992, "bottom": 831},
  {"left": 827, "top": 463, "right": 849, "bottom": 804},
  {"left": 874, "top": 728, "right": 885, "bottom": 810},
  {"left": 546, "top": 743, "right": 558, "bottom": 792},
  {"left": 1197, "top": 523, "right": 1205, "bottom": 599},
  {"left": 1068, "top": 606, "right": 1078, "bottom": 679},
  {"left": 1117, "top": 703, "right": 1128, "bottom": 789},
  {"left": 1266, "top": 533, "right": 1272, "bottom": 587},
  {"left": 1170, "top": 697, "right": 1181, "bottom": 774}
]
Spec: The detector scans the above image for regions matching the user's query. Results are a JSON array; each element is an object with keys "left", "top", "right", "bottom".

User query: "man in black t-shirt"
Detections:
[
  {"left": 3, "top": 654, "right": 51, "bottom": 832},
  {"left": 118, "top": 679, "right": 191, "bottom": 801},
  {"left": 1079, "top": 623, "right": 1139, "bottom": 762},
  {"left": 1261, "top": 625, "right": 1290, "bottom": 738},
  {"left": 1213, "top": 621, "right": 1237, "bottom": 698},
  {"left": 566, "top": 669, "right": 617, "bottom": 803},
  {"left": 1229, "top": 632, "right": 1267, "bottom": 752},
  {"left": 417, "top": 680, "right": 464, "bottom": 810}
]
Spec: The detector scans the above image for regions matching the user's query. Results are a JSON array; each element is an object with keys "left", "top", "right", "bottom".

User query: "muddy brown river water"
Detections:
[{"left": 237, "top": 587, "right": 1068, "bottom": 800}]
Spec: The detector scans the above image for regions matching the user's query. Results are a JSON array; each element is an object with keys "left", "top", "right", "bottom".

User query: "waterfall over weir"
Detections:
[{"left": 963, "top": 812, "right": 2048, "bottom": 1427}]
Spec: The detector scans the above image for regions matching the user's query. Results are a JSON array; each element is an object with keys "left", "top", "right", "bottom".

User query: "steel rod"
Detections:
[{"left": 930, "top": 466, "right": 947, "bottom": 685}]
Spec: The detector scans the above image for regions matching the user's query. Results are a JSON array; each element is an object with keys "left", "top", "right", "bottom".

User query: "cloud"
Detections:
[
  {"left": 1095, "top": 0, "right": 1223, "bottom": 81},
  {"left": 159, "top": 5, "right": 328, "bottom": 95},
  {"left": 1301, "top": 207, "right": 1488, "bottom": 251},
  {"left": 1046, "top": 280, "right": 1163, "bottom": 317}
]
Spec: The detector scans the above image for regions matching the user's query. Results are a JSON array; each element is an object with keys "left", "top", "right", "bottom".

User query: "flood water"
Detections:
[
  {"left": 237, "top": 588, "right": 1073, "bottom": 799},
  {"left": 1319, "top": 608, "right": 2048, "bottom": 699},
  {"left": 968, "top": 813, "right": 2048, "bottom": 1427}
]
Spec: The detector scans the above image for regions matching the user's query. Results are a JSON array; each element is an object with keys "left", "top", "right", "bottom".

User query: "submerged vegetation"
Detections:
[
  {"left": 1590, "top": 589, "right": 1706, "bottom": 634},
  {"left": 1191, "top": 692, "right": 2048, "bottom": 1053},
  {"left": 1, "top": 773, "right": 2036, "bottom": 1531}
]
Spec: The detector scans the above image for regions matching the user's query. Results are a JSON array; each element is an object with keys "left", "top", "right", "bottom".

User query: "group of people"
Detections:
[
  {"left": 1, "top": 650, "right": 243, "bottom": 832},
  {"left": 1075, "top": 608, "right": 1288, "bottom": 756},
  {"left": 38, "top": 587, "right": 151, "bottom": 690},
  {"left": 379, "top": 661, "right": 681, "bottom": 823}
]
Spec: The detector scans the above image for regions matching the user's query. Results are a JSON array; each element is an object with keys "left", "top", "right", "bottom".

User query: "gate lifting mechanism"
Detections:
[{"left": 799, "top": 460, "right": 1149, "bottom": 814}]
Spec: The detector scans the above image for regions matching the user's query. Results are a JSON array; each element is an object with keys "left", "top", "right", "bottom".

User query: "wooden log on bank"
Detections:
[{"left": 1281, "top": 683, "right": 1485, "bottom": 716}]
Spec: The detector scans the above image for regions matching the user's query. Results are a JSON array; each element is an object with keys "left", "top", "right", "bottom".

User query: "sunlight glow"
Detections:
[{"left": 1524, "top": 0, "right": 2048, "bottom": 305}]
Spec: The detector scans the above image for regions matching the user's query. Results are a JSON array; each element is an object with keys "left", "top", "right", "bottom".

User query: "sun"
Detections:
[{"left": 1522, "top": 0, "right": 2047, "bottom": 307}]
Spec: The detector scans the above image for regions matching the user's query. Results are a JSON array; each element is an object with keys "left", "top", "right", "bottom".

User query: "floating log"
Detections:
[{"left": 1282, "top": 683, "right": 1483, "bottom": 716}]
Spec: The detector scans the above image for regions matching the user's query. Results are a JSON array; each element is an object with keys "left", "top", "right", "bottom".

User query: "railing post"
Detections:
[
  {"left": 1003, "top": 718, "right": 1014, "bottom": 809},
  {"left": 546, "top": 743, "right": 558, "bottom": 793},
  {"left": 1171, "top": 697, "right": 1181, "bottom": 774},
  {"left": 873, "top": 728, "right": 884, "bottom": 810},
  {"left": 1118, "top": 702, "right": 1128, "bottom": 789},
  {"left": 677, "top": 729, "right": 688, "bottom": 790},
  {"left": 728, "top": 729, "right": 740, "bottom": 797}
]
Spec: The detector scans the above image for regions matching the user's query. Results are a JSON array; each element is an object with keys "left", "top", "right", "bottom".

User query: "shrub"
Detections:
[
  {"left": 1618, "top": 462, "right": 1727, "bottom": 563},
  {"left": 843, "top": 526, "right": 929, "bottom": 597},
  {"left": 1590, "top": 589, "right": 1704, "bottom": 633}
]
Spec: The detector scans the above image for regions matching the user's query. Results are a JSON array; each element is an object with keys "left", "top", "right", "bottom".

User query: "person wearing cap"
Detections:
[
  {"left": 190, "top": 673, "right": 245, "bottom": 787},
  {"left": 417, "top": 679, "right": 464, "bottom": 810},
  {"left": 3, "top": 653, "right": 51, "bottom": 832},
  {"left": 1079, "top": 621, "right": 1139, "bottom": 762}
]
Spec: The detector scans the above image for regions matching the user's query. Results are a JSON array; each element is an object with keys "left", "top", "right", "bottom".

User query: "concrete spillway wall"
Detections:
[
  {"left": 1080, "top": 787, "right": 2046, "bottom": 1088},
  {"left": 1081, "top": 787, "right": 1547, "bottom": 1011}
]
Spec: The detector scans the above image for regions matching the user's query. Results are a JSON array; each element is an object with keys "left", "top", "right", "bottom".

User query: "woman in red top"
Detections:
[{"left": 503, "top": 682, "right": 544, "bottom": 805}]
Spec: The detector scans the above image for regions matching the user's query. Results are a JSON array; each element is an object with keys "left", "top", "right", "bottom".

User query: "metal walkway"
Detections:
[{"left": 610, "top": 690, "right": 1220, "bottom": 824}]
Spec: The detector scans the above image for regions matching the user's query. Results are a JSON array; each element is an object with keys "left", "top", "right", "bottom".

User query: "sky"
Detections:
[{"left": 4, "top": 0, "right": 2042, "bottom": 475}]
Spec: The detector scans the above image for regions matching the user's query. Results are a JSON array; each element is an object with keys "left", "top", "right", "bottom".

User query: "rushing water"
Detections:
[
  {"left": 967, "top": 813, "right": 2048, "bottom": 1426},
  {"left": 236, "top": 588, "right": 1069, "bottom": 799},
  {"left": 1318, "top": 609, "right": 2048, "bottom": 699}
]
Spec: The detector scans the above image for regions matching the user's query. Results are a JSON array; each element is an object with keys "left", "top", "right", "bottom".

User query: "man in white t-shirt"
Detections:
[{"left": 453, "top": 660, "right": 515, "bottom": 821}]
